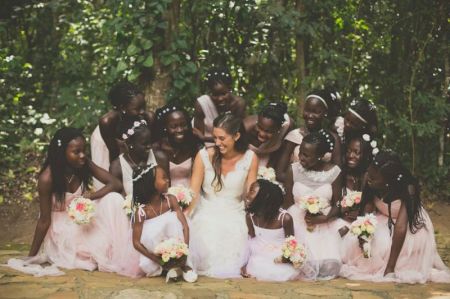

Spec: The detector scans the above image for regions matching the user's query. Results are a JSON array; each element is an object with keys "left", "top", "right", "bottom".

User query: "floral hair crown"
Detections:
[
  {"left": 122, "top": 120, "right": 147, "bottom": 140},
  {"left": 132, "top": 163, "right": 156, "bottom": 182},
  {"left": 362, "top": 134, "right": 379, "bottom": 156}
]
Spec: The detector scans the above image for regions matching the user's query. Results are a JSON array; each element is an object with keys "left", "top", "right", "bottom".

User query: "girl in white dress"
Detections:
[
  {"left": 242, "top": 179, "right": 319, "bottom": 281},
  {"left": 285, "top": 130, "right": 346, "bottom": 279},
  {"left": 188, "top": 114, "right": 259, "bottom": 278},
  {"left": 131, "top": 164, "right": 197, "bottom": 282},
  {"left": 109, "top": 119, "right": 168, "bottom": 197}
]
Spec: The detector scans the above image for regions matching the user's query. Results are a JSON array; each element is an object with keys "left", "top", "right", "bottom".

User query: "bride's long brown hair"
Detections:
[{"left": 211, "top": 114, "right": 248, "bottom": 192}]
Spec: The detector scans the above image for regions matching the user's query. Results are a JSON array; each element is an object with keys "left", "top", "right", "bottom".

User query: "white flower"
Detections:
[
  {"left": 372, "top": 148, "right": 379, "bottom": 155},
  {"left": 34, "top": 128, "right": 43, "bottom": 135},
  {"left": 133, "top": 121, "right": 140, "bottom": 127},
  {"left": 40, "top": 113, "right": 56, "bottom": 125},
  {"left": 122, "top": 133, "right": 128, "bottom": 140},
  {"left": 370, "top": 140, "right": 377, "bottom": 148},
  {"left": 362, "top": 134, "right": 371, "bottom": 142},
  {"left": 127, "top": 129, "right": 134, "bottom": 135}
]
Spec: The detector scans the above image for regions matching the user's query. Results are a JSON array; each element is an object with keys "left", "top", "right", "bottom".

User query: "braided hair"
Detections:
[
  {"left": 205, "top": 66, "right": 233, "bottom": 90},
  {"left": 132, "top": 164, "right": 158, "bottom": 206},
  {"left": 40, "top": 127, "right": 90, "bottom": 202},
  {"left": 246, "top": 179, "right": 285, "bottom": 223},
  {"left": 259, "top": 101, "right": 288, "bottom": 129},
  {"left": 302, "top": 129, "right": 335, "bottom": 159},
  {"left": 359, "top": 150, "right": 424, "bottom": 234},
  {"left": 108, "top": 81, "right": 143, "bottom": 110}
]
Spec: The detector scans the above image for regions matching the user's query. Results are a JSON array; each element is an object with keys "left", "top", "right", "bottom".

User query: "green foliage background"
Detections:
[{"left": 0, "top": 0, "right": 448, "bottom": 199}]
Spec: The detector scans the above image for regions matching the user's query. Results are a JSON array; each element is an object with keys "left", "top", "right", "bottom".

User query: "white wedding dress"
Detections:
[{"left": 189, "top": 148, "right": 253, "bottom": 278}]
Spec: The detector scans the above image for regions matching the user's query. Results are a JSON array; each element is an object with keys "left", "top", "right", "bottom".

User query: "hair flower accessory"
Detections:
[
  {"left": 397, "top": 174, "right": 403, "bottom": 181},
  {"left": 372, "top": 148, "right": 379, "bottom": 155},
  {"left": 122, "top": 119, "right": 147, "bottom": 140},
  {"left": 370, "top": 140, "right": 377, "bottom": 148},
  {"left": 362, "top": 134, "right": 371, "bottom": 142},
  {"left": 57, "top": 139, "right": 62, "bottom": 147}
]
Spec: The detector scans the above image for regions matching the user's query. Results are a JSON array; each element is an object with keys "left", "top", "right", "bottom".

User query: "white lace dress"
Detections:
[{"left": 189, "top": 148, "right": 254, "bottom": 278}]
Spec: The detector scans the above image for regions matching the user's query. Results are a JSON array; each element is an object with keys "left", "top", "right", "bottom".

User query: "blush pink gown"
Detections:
[
  {"left": 340, "top": 198, "right": 450, "bottom": 283},
  {"left": 169, "top": 158, "right": 192, "bottom": 188}
]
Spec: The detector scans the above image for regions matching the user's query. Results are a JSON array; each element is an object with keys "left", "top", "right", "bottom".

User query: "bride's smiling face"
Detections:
[{"left": 213, "top": 127, "right": 240, "bottom": 154}]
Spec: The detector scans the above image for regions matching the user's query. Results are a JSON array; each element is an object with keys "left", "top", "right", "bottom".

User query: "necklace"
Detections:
[
  {"left": 65, "top": 174, "right": 75, "bottom": 184},
  {"left": 148, "top": 199, "right": 163, "bottom": 217}
]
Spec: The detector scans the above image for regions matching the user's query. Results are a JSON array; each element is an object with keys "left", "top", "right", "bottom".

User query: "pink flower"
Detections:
[
  {"left": 76, "top": 203, "right": 86, "bottom": 212},
  {"left": 177, "top": 192, "right": 185, "bottom": 200}
]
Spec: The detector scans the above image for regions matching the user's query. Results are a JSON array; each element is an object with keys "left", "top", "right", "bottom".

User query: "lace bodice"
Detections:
[
  {"left": 199, "top": 148, "right": 254, "bottom": 201},
  {"left": 292, "top": 162, "right": 341, "bottom": 209}
]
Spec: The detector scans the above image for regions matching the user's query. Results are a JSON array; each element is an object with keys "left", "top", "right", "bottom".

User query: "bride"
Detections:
[{"left": 186, "top": 113, "right": 258, "bottom": 278}]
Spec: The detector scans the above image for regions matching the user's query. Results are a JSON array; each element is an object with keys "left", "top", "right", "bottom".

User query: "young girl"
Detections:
[
  {"left": 341, "top": 99, "right": 378, "bottom": 141},
  {"left": 193, "top": 67, "right": 246, "bottom": 146},
  {"left": 340, "top": 134, "right": 374, "bottom": 223},
  {"left": 244, "top": 102, "right": 294, "bottom": 168},
  {"left": 8, "top": 128, "right": 141, "bottom": 277},
  {"left": 276, "top": 89, "right": 341, "bottom": 182},
  {"left": 188, "top": 114, "right": 258, "bottom": 278},
  {"left": 109, "top": 119, "right": 169, "bottom": 197},
  {"left": 340, "top": 150, "right": 450, "bottom": 283},
  {"left": 131, "top": 164, "right": 197, "bottom": 281},
  {"left": 153, "top": 105, "right": 204, "bottom": 187},
  {"left": 91, "top": 81, "right": 155, "bottom": 190},
  {"left": 285, "top": 130, "right": 345, "bottom": 279},
  {"left": 242, "top": 179, "right": 318, "bottom": 281}
]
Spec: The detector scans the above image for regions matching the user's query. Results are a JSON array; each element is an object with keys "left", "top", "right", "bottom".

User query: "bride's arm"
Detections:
[
  {"left": 245, "top": 154, "right": 259, "bottom": 192},
  {"left": 186, "top": 151, "right": 205, "bottom": 217}
]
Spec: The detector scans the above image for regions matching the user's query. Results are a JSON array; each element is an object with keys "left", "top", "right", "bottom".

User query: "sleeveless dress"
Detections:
[
  {"left": 246, "top": 209, "right": 318, "bottom": 281},
  {"left": 195, "top": 95, "right": 219, "bottom": 148},
  {"left": 119, "top": 150, "right": 157, "bottom": 196},
  {"left": 249, "top": 114, "right": 291, "bottom": 167},
  {"left": 7, "top": 186, "right": 141, "bottom": 277},
  {"left": 189, "top": 148, "right": 254, "bottom": 278},
  {"left": 340, "top": 198, "right": 450, "bottom": 283},
  {"left": 169, "top": 158, "right": 192, "bottom": 188},
  {"left": 287, "top": 162, "right": 345, "bottom": 278},
  {"left": 91, "top": 125, "right": 110, "bottom": 190},
  {"left": 137, "top": 196, "right": 191, "bottom": 277}
]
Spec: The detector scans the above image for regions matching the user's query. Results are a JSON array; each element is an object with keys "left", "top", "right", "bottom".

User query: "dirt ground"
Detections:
[{"left": 0, "top": 199, "right": 449, "bottom": 299}]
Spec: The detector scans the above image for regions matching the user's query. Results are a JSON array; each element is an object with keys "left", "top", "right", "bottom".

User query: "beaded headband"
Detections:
[{"left": 156, "top": 106, "right": 179, "bottom": 120}]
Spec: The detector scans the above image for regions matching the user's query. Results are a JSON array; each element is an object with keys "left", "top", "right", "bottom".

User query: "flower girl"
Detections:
[
  {"left": 131, "top": 164, "right": 197, "bottom": 282},
  {"left": 242, "top": 179, "right": 318, "bottom": 281}
]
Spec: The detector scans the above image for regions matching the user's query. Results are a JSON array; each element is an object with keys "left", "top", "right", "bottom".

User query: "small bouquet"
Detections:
[
  {"left": 154, "top": 238, "right": 189, "bottom": 265},
  {"left": 350, "top": 213, "right": 377, "bottom": 258},
  {"left": 274, "top": 236, "right": 307, "bottom": 269},
  {"left": 123, "top": 194, "right": 133, "bottom": 217},
  {"left": 298, "top": 195, "right": 329, "bottom": 232},
  {"left": 167, "top": 186, "right": 194, "bottom": 209},
  {"left": 340, "top": 191, "right": 362, "bottom": 210},
  {"left": 67, "top": 197, "right": 95, "bottom": 224},
  {"left": 257, "top": 166, "right": 276, "bottom": 182}
]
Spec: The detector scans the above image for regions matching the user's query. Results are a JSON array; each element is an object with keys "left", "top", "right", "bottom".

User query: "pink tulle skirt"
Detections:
[{"left": 340, "top": 209, "right": 450, "bottom": 283}]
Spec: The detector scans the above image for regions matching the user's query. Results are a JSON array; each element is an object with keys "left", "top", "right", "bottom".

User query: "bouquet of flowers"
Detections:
[
  {"left": 340, "top": 191, "right": 362, "bottom": 210},
  {"left": 257, "top": 166, "right": 276, "bottom": 182},
  {"left": 67, "top": 197, "right": 95, "bottom": 224},
  {"left": 154, "top": 238, "right": 189, "bottom": 264},
  {"left": 350, "top": 213, "right": 377, "bottom": 258},
  {"left": 298, "top": 195, "right": 329, "bottom": 231},
  {"left": 274, "top": 236, "right": 307, "bottom": 269},
  {"left": 167, "top": 186, "right": 194, "bottom": 209},
  {"left": 123, "top": 194, "right": 133, "bottom": 217}
]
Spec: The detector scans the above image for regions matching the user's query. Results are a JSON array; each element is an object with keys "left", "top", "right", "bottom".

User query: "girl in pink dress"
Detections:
[
  {"left": 276, "top": 88, "right": 342, "bottom": 183},
  {"left": 193, "top": 67, "right": 246, "bottom": 147},
  {"left": 131, "top": 165, "right": 197, "bottom": 282},
  {"left": 244, "top": 102, "right": 294, "bottom": 168},
  {"left": 340, "top": 150, "right": 450, "bottom": 283},
  {"left": 285, "top": 130, "right": 346, "bottom": 279},
  {"left": 109, "top": 119, "right": 169, "bottom": 197},
  {"left": 90, "top": 81, "right": 156, "bottom": 190},
  {"left": 8, "top": 127, "right": 141, "bottom": 277},
  {"left": 242, "top": 179, "right": 319, "bottom": 281},
  {"left": 153, "top": 105, "right": 203, "bottom": 188}
]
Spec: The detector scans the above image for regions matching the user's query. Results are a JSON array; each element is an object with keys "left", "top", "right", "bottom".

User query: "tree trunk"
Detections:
[{"left": 295, "top": 0, "right": 306, "bottom": 121}]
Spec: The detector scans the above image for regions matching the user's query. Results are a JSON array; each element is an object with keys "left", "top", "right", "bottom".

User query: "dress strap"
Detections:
[
  {"left": 278, "top": 208, "right": 287, "bottom": 226},
  {"left": 131, "top": 204, "right": 147, "bottom": 223},
  {"left": 249, "top": 213, "right": 256, "bottom": 226},
  {"left": 165, "top": 194, "right": 171, "bottom": 209}
]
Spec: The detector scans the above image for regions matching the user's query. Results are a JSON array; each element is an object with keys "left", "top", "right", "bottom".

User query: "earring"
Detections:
[
  {"left": 122, "top": 110, "right": 126, "bottom": 114},
  {"left": 129, "top": 145, "right": 133, "bottom": 149}
]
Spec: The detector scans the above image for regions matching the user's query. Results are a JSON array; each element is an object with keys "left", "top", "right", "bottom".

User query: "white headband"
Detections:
[
  {"left": 348, "top": 108, "right": 368, "bottom": 124},
  {"left": 306, "top": 94, "right": 328, "bottom": 109}
]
